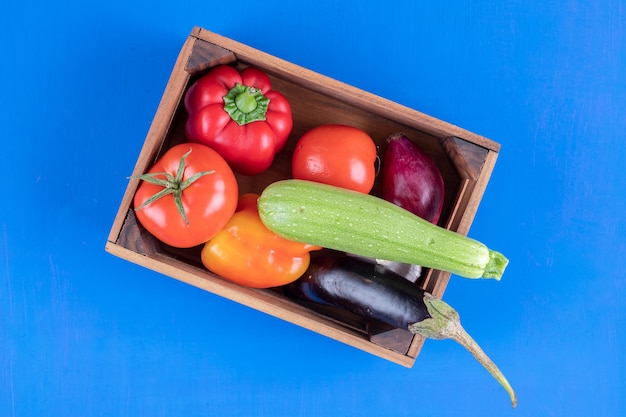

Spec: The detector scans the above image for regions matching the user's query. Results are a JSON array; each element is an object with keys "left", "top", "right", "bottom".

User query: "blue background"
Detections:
[{"left": 2, "top": 1, "right": 625, "bottom": 416}]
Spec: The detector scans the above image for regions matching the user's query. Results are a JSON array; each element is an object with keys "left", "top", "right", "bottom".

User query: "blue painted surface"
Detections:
[{"left": 2, "top": 1, "right": 625, "bottom": 416}]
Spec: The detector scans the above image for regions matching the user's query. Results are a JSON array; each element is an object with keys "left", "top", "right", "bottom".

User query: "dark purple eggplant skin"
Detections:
[
  {"left": 284, "top": 254, "right": 519, "bottom": 407},
  {"left": 284, "top": 255, "right": 519, "bottom": 408},
  {"left": 382, "top": 133, "right": 445, "bottom": 224},
  {"left": 283, "top": 253, "right": 430, "bottom": 329}
]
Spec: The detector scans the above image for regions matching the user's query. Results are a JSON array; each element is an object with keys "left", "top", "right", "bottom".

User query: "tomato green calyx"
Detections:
[
  {"left": 223, "top": 83, "right": 269, "bottom": 125},
  {"left": 131, "top": 148, "right": 215, "bottom": 225},
  {"left": 409, "top": 294, "right": 518, "bottom": 408}
]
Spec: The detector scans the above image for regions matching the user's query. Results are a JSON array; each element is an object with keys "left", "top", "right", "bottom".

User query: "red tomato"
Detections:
[
  {"left": 132, "top": 143, "right": 238, "bottom": 248},
  {"left": 291, "top": 124, "right": 377, "bottom": 193}
]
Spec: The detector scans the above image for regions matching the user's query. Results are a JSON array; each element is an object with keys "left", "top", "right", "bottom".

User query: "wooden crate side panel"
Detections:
[
  {"left": 453, "top": 150, "right": 499, "bottom": 235},
  {"left": 185, "top": 38, "right": 236, "bottom": 75},
  {"left": 191, "top": 27, "right": 500, "bottom": 152},
  {"left": 420, "top": 138, "right": 499, "bottom": 296},
  {"left": 107, "top": 35, "right": 196, "bottom": 245},
  {"left": 106, "top": 238, "right": 416, "bottom": 367}
]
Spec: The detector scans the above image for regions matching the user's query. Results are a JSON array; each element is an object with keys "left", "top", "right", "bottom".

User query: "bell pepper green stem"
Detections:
[
  {"left": 130, "top": 148, "right": 214, "bottom": 225},
  {"left": 223, "top": 83, "right": 269, "bottom": 125},
  {"left": 409, "top": 293, "right": 517, "bottom": 408}
]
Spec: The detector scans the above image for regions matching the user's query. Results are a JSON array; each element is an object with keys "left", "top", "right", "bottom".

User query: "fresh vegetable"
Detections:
[
  {"left": 382, "top": 132, "right": 445, "bottom": 224},
  {"left": 284, "top": 253, "right": 517, "bottom": 407},
  {"left": 131, "top": 143, "right": 238, "bottom": 248},
  {"left": 349, "top": 255, "right": 423, "bottom": 283},
  {"left": 184, "top": 65, "right": 293, "bottom": 176},
  {"left": 291, "top": 124, "right": 377, "bottom": 193},
  {"left": 258, "top": 179, "right": 508, "bottom": 280},
  {"left": 201, "top": 193, "right": 321, "bottom": 288}
]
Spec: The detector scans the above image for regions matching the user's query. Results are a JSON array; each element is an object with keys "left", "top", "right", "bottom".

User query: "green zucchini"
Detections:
[{"left": 258, "top": 179, "right": 508, "bottom": 280}]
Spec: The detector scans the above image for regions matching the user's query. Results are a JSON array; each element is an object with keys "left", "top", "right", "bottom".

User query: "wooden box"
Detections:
[{"left": 105, "top": 27, "right": 501, "bottom": 367}]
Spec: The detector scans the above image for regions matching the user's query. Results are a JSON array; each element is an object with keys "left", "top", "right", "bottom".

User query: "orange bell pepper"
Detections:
[{"left": 201, "top": 193, "right": 321, "bottom": 288}]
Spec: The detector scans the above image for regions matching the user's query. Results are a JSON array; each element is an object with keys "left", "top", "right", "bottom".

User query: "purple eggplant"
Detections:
[
  {"left": 284, "top": 253, "right": 517, "bottom": 407},
  {"left": 382, "top": 133, "right": 445, "bottom": 224},
  {"left": 285, "top": 253, "right": 429, "bottom": 329}
]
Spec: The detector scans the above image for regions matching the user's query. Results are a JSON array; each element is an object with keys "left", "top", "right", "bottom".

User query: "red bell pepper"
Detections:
[{"left": 184, "top": 65, "right": 293, "bottom": 176}]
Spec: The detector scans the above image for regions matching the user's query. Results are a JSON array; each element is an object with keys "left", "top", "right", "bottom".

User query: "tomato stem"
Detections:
[
  {"left": 130, "top": 148, "right": 215, "bottom": 225},
  {"left": 223, "top": 83, "right": 269, "bottom": 125}
]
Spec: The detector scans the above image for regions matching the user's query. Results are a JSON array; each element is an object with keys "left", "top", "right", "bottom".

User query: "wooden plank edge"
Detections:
[
  {"left": 453, "top": 150, "right": 499, "bottom": 235},
  {"left": 151, "top": 251, "right": 418, "bottom": 367},
  {"left": 443, "top": 178, "right": 472, "bottom": 233},
  {"left": 190, "top": 27, "right": 500, "bottom": 152},
  {"left": 106, "top": 33, "right": 196, "bottom": 246},
  {"left": 104, "top": 240, "right": 416, "bottom": 368},
  {"left": 184, "top": 37, "right": 236, "bottom": 75}
]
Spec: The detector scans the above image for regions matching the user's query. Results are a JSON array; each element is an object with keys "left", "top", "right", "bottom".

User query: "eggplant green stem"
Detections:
[
  {"left": 223, "top": 83, "right": 269, "bottom": 125},
  {"left": 130, "top": 148, "right": 214, "bottom": 225},
  {"left": 409, "top": 293, "right": 517, "bottom": 408}
]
